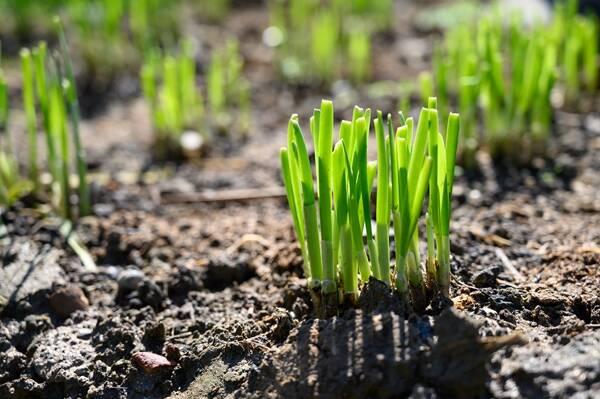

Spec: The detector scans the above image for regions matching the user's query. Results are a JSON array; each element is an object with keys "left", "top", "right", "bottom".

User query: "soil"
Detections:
[{"left": 1, "top": 1, "right": 599, "bottom": 399}]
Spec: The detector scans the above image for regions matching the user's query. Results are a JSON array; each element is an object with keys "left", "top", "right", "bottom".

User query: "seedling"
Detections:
[
  {"left": 55, "top": 17, "right": 90, "bottom": 217},
  {"left": 425, "top": 97, "right": 460, "bottom": 298},
  {"left": 310, "top": 11, "right": 339, "bottom": 82},
  {"left": 2, "top": 0, "right": 182, "bottom": 94},
  {"left": 141, "top": 40, "right": 203, "bottom": 158},
  {"left": 281, "top": 99, "right": 459, "bottom": 316},
  {"left": 428, "top": 3, "right": 578, "bottom": 164},
  {"left": 347, "top": 29, "right": 371, "bottom": 83},
  {"left": 16, "top": 32, "right": 90, "bottom": 220},
  {"left": 1, "top": 22, "right": 90, "bottom": 223},
  {"left": 0, "top": 65, "right": 34, "bottom": 208},
  {"left": 281, "top": 101, "right": 376, "bottom": 312},
  {"left": 0, "top": 61, "right": 8, "bottom": 139},
  {"left": 196, "top": 0, "right": 232, "bottom": 22},
  {"left": 268, "top": 0, "right": 390, "bottom": 83},
  {"left": 207, "top": 39, "right": 250, "bottom": 132},
  {"left": 142, "top": 38, "right": 251, "bottom": 158}
]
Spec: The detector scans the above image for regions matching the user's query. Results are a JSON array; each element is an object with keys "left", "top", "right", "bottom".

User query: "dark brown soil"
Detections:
[{"left": 1, "top": 2, "right": 600, "bottom": 399}]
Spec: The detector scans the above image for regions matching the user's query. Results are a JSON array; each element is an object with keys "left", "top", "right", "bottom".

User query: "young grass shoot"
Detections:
[
  {"left": 142, "top": 38, "right": 251, "bottom": 159},
  {"left": 281, "top": 99, "right": 460, "bottom": 316}
]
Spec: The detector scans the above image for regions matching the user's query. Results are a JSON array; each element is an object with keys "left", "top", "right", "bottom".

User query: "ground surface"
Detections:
[{"left": 1, "top": 1, "right": 600, "bottom": 398}]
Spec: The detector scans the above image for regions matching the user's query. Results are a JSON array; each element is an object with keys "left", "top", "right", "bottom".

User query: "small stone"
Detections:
[
  {"left": 472, "top": 269, "right": 497, "bottom": 288},
  {"left": 180, "top": 131, "right": 204, "bottom": 158},
  {"left": 137, "top": 279, "right": 166, "bottom": 310},
  {"left": 165, "top": 343, "right": 181, "bottom": 362},
  {"left": 143, "top": 322, "right": 166, "bottom": 344},
  {"left": 499, "top": 309, "right": 516, "bottom": 324},
  {"left": 117, "top": 269, "right": 145, "bottom": 291},
  {"left": 529, "top": 291, "right": 564, "bottom": 306},
  {"left": 131, "top": 352, "right": 173, "bottom": 374},
  {"left": 92, "top": 203, "right": 115, "bottom": 217},
  {"left": 49, "top": 285, "right": 89, "bottom": 318},
  {"left": 584, "top": 113, "right": 600, "bottom": 134},
  {"left": 101, "top": 265, "right": 120, "bottom": 279}
]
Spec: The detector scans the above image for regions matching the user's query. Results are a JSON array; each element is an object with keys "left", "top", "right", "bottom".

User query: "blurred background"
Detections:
[{"left": 0, "top": 0, "right": 598, "bottom": 186}]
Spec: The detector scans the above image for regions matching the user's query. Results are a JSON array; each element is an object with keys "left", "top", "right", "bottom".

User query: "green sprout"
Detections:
[
  {"left": 561, "top": 16, "right": 599, "bottom": 103},
  {"left": 1, "top": 0, "right": 182, "bottom": 95},
  {"left": 21, "top": 50, "right": 39, "bottom": 190},
  {"left": 419, "top": 71, "right": 434, "bottom": 107},
  {"left": 142, "top": 38, "right": 251, "bottom": 158},
  {"left": 425, "top": 98, "right": 460, "bottom": 298},
  {"left": 141, "top": 40, "right": 203, "bottom": 158},
  {"left": 0, "top": 65, "right": 34, "bottom": 208},
  {"left": 392, "top": 108, "right": 433, "bottom": 307},
  {"left": 281, "top": 101, "right": 377, "bottom": 312},
  {"left": 0, "top": 36, "right": 96, "bottom": 268},
  {"left": 196, "top": 0, "right": 232, "bottom": 22},
  {"left": 14, "top": 35, "right": 90, "bottom": 221},
  {"left": 1, "top": 29, "right": 90, "bottom": 221},
  {"left": 55, "top": 17, "right": 90, "bottom": 217},
  {"left": 207, "top": 39, "right": 249, "bottom": 132},
  {"left": 347, "top": 29, "right": 371, "bottom": 84},
  {"left": 268, "top": 0, "right": 390, "bottom": 83},
  {"left": 311, "top": 11, "right": 339, "bottom": 83},
  {"left": 281, "top": 99, "right": 460, "bottom": 316},
  {"left": 0, "top": 68, "right": 7, "bottom": 135},
  {"left": 424, "top": 2, "right": 591, "bottom": 165}
]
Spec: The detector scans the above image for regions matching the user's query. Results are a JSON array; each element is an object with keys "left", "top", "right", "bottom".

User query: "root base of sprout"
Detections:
[
  {"left": 321, "top": 292, "right": 339, "bottom": 319},
  {"left": 409, "top": 284, "right": 428, "bottom": 313}
]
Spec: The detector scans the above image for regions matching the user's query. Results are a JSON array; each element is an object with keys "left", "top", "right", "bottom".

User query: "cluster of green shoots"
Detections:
[
  {"left": 0, "top": 19, "right": 89, "bottom": 221},
  {"left": 280, "top": 99, "right": 459, "bottom": 316},
  {"left": 552, "top": 0, "right": 598, "bottom": 104},
  {"left": 141, "top": 39, "right": 250, "bottom": 159},
  {"left": 0, "top": 56, "right": 33, "bottom": 207},
  {"left": 195, "top": 0, "right": 231, "bottom": 23},
  {"left": 0, "top": 0, "right": 181, "bottom": 83},
  {"left": 427, "top": 0, "right": 598, "bottom": 165},
  {"left": 267, "top": 0, "right": 393, "bottom": 84}
]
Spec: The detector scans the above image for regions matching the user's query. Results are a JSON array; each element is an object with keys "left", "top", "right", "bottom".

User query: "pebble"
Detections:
[
  {"left": 584, "top": 113, "right": 600, "bottom": 134},
  {"left": 92, "top": 203, "right": 115, "bottom": 217},
  {"left": 101, "top": 266, "right": 120, "bottom": 280},
  {"left": 472, "top": 269, "right": 497, "bottom": 288},
  {"left": 165, "top": 343, "right": 181, "bottom": 362},
  {"left": 117, "top": 269, "right": 145, "bottom": 291},
  {"left": 131, "top": 352, "right": 173, "bottom": 374},
  {"left": 49, "top": 285, "right": 89, "bottom": 318}
]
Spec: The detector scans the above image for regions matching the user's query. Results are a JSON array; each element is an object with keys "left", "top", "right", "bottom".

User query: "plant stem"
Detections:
[{"left": 437, "top": 234, "right": 451, "bottom": 297}]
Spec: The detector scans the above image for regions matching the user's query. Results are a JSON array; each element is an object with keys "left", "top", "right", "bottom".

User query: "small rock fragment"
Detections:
[
  {"left": 49, "top": 285, "right": 89, "bottom": 318},
  {"left": 472, "top": 268, "right": 497, "bottom": 288},
  {"left": 180, "top": 130, "right": 204, "bottom": 158},
  {"left": 137, "top": 279, "right": 166, "bottom": 310},
  {"left": 165, "top": 343, "right": 181, "bottom": 362},
  {"left": 132, "top": 352, "right": 173, "bottom": 374},
  {"left": 117, "top": 269, "right": 145, "bottom": 291},
  {"left": 143, "top": 322, "right": 166, "bottom": 346}
]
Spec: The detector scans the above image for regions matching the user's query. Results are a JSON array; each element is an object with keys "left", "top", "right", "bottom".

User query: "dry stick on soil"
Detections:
[
  {"left": 495, "top": 248, "right": 525, "bottom": 283},
  {"left": 160, "top": 187, "right": 287, "bottom": 204}
]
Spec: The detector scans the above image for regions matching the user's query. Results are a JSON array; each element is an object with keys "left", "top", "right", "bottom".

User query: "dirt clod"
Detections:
[{"left": 49, "top": 284, "right": 90, "bottom": 318}]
